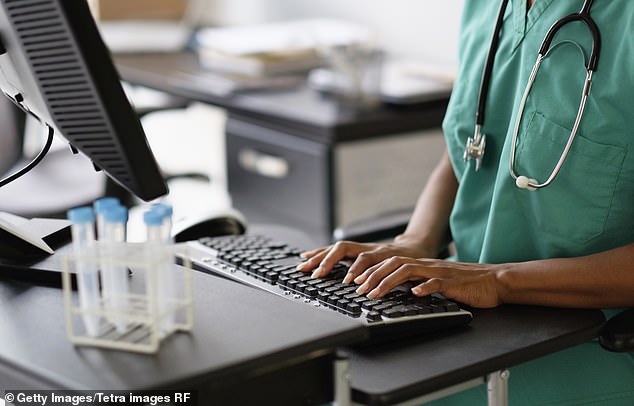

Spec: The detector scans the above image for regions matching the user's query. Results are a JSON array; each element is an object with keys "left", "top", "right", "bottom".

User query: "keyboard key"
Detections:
[
  {"left": 366, "top": 311, "right": 382, "bottom": 322},
  {"left": 346, "top": 302, "right": 362, "bottom": 315},
  {"left": 362, "top": 299, "right": 382, "bottom": 310},
  {"left": 304, "top": 286, "right": 318, "bottom": 298},
  {"left": 383, "top": 308, "right": 403, "bottom": 318}
]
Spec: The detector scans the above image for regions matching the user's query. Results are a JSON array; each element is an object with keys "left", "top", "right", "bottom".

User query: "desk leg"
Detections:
[
  {"left": 487, "top": 369, "right": 510, "bottom": 406},
  {"left": 334, "top": 353, "right": 351, "bottom": 406}
]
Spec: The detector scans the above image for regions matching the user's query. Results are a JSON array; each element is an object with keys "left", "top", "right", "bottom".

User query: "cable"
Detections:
[{"left": 0, "top": 124, "right": 54, "bottom": 188}]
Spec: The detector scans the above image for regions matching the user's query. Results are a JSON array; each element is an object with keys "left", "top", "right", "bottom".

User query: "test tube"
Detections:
[
  {"left": 93, "top": 197, "right": 120, "bottom": 239},
  {"left": 102, "top": 205, "right": 129, "bottom": 333},
  {"left": 152, "top": 204, "right": 176, "bottom": 335},
  {"left": 152, "top": 203, "right": 174, "bottom": 243},
  {"left": 67, "top": 206, "right": 100, "bottom": 337},
  {"left": 144, "top": 209, "right": 169, "bottom": 337}
]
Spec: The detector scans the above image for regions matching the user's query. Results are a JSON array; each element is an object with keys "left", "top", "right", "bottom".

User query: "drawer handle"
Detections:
[{"left": 238, "top": 148, "right": 290, "bottom": 179}]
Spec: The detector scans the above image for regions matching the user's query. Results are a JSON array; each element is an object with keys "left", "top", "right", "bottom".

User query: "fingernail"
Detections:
[
  {"left": 311, "top": 267, "right": 323, "bottom": 279},
  {"left": 343, "top": 273, "right": 353, "bottom": 284},
  {"left": 356, "top": 284, "right": 368, "bottom": 295},
  {"left": 366, "top": 289, "right": 378, "bottom": 299},
  {"left": 299, "top": 252, "right": 309, "bottom": 259},
  {"left": 411, "top": 286, "right": 422, "bottom": 295},
  {"left": 354, "top": 275, "right": 364, "bottom": 284},
  {"left": 296, "top": 262, "right": 307, "bottom": 271}
]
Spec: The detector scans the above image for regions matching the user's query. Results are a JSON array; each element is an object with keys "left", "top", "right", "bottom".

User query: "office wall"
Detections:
[{"left": 203, "top": 0, "right": 465, "bottom": 65}]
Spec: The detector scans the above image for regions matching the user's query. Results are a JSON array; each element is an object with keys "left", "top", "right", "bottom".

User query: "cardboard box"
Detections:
[{"left": 90, "top": 0, "right": 188, "bottom": 21}]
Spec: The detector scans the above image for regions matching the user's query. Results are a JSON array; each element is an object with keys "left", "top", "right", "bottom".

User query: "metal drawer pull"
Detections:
[{"left": 238, "top": 148, "right": 290, "bottom": 179}]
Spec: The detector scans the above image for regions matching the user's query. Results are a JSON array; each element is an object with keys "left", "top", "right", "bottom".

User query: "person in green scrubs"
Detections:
[{"left": 298, "top": 0, "right": 634, "bottom": 404}]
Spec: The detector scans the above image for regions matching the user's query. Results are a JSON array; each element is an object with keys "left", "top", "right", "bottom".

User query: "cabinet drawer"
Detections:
[{"left": 226, "top": 118, "right": 332, "bottom": 240}]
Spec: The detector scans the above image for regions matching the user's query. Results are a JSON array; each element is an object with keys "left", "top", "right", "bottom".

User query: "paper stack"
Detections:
[{"left": 194, "top": 19, "right": 373, "bottom": 77}]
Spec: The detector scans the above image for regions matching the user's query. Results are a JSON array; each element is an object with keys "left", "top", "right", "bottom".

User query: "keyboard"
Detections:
[{"left": 184, "top": 234, "right": 472, "bottom": 345}]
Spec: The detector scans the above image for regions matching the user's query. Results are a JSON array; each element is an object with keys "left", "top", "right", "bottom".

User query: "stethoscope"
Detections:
[{"left": 463, "top": 0, "right": 601, "bottom": 190}]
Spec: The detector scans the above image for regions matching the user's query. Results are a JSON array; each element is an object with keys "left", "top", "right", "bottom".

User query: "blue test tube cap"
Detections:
[
  {"left": 103, "top": 205, "right": 128, "bottom": 224},
  {"left": 93, "top": 197, "right": 120, "bottom": 213},
  {"left": 152, "top": 203, "right": 173, "bottom": 217},
  {"left": 67, "top": 206, "right": 95, "bottom": 224},
  {"left": 143, "top": 209, "right": 164, "bottom": 226}
]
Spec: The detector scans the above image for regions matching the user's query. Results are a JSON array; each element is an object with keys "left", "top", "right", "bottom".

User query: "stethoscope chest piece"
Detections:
[{"left": 464, "top": 125, "right": 486, "bottom": 171}]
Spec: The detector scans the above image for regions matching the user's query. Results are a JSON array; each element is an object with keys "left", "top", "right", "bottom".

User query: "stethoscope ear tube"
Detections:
[
  {"left": 466, "top": 0, "right": 601, "bottom": 188},
  {"left": 538, "top": 11, "right": 601, "bottom": 71}
]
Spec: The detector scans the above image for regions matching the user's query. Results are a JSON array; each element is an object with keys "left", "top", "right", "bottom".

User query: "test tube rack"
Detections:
[{"left": 62, "top": 242, "right": 193, "bottom": 353}]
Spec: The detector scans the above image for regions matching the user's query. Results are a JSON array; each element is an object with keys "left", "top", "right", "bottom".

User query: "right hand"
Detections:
[{"left": 297, "top": 240, "right": 430, "bottom": 284}]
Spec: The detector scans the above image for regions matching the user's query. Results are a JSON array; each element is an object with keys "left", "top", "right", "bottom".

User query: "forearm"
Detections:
[
  {"left": 395, "top": 150, "right": 458, "bottom": 257},
  {"left": 497, "top": 243, "right": 634, "bottom": 308}
]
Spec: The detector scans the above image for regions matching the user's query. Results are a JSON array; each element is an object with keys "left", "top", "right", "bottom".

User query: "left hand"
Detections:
[{"left": 354, "top": 256, "right": 506, "bottom": 309}]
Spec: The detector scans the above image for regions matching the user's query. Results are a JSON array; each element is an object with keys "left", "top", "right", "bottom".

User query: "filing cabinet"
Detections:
[{"left": 226, "top": 92, "right": 449, "bottom": 245}]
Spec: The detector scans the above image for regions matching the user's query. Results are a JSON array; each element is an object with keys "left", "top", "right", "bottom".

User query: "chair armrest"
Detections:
[
  {"left": 599, "top": 308, "right": 634, "bottom": 352},
  {"left": 333, "top": 209, "right": 411, "bottom": 243}
]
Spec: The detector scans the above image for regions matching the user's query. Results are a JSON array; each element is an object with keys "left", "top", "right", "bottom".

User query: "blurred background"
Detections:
[{"left": 1, "top": 0, "right": 465, "bottom": 244}]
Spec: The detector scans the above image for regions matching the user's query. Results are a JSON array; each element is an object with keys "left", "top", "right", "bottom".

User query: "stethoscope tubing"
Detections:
[
  {"left": 467, "top": 0, "right": 601, "bottom": 190},
  {"left": 539, "top": 0, "right": 600, "bottom": 71},
  {"left": 475, "top": 0, "right": 510, "bottom": 127}
]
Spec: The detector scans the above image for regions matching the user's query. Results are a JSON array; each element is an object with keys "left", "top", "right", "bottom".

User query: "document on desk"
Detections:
[
  {"left": 171, "top": 69, "right": 305, "bottom": 96},
  {"left": 307, "top": 59, "right": 454, "bottom": 105},
  {"left": 98, "top": 21, "right": 191, "bottom": 53},
  {"left": 193, "top": 18, "right": 373, "bottom": 77},
  {"left": 0, "top": 212, "right": 69, "bottom": 255}
]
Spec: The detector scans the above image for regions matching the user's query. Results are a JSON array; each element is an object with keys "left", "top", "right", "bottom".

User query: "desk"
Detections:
[
  {"left": 347, "top": 305, "right": 605, "bottom": 405},
  {"left": 115, "top": 52, "right": 450, "bottom": 244},
  {"left": 0, "top": 257, "right": 605, "bottom": 406},
  {"left": 0, "top": 269, "right": 365, "bottom": 405}
]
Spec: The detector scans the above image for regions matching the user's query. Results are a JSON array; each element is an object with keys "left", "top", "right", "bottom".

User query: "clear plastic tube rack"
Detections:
[{"left": 62, "top": 242, "right": 193, "bottom": 354}]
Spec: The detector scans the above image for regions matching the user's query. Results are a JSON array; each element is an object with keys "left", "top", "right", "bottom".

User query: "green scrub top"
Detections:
[
  {"left": 443, "top": 0, "right": 634, "bottom": 264},
  {"left": 435, "top": 2, "right": 634, "bottom": 405}
]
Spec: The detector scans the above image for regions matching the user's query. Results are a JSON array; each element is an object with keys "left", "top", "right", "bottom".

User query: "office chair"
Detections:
[
  {"left": 333, "top": 208, "right": 411, "bottom": 243},
  {"left": 133, "top": 103, "right": 237, "bottom": 235},
  {"left": 600, "top": 308, "right": 634, "bottom": 352},
  {"left": 333, "top": 209, "right": 634, "bottom": 353}
]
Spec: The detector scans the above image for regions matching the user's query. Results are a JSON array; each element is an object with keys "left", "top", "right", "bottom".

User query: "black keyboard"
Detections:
[{"left": 184, "top": 234, "right": 472, "bottom": 345}]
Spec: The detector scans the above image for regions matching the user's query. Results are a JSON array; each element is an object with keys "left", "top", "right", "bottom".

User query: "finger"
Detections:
[
  {"left": 412, "top": 278, "right": 443, "bottom": 297},
  {"left": 356, "top": 256, "right": 408, "bottom": 296},
  {"left": 345, "top": 248, "right": 393, "bottom": 284},
  {"left": 299, "top": 246, "right": 328, "bottom": 259},
  {"left": 312, "top": 241, "right": 367, "bottom": 278},
  {"left": 296, "top": 248, "right": 329, "bottom": 272},
  {"left": 364, "top": 259, "right": 417, "bottom": 298},
  {"left": 350, "top": 262, "right": 382, "bottom": 287}
]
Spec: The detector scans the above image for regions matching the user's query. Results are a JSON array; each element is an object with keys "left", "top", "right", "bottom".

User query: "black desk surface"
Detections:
[
  {"left": 0, "top": 237, "right": 606, "bottom": 405},
  {"left": 347, "top": 305, "right": 605, "bottom": 405},
  {"left": 0, "top": 269, "right": 364, "bottom": 392},
  {"left": 114, "top": 52, "right": 449, "bottom": 143}
]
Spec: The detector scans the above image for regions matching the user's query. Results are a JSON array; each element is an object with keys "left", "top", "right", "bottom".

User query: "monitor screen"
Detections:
[{"left": 0, "top": 0, "right": 167, "bottom": 201}]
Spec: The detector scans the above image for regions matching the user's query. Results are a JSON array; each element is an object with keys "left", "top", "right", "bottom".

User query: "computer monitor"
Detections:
[
  {"left": 0, "top": 0, "right": 168, "bottom": 260},
  {"left": 0, "top": 95, "right": 24, "bottom": 176}
]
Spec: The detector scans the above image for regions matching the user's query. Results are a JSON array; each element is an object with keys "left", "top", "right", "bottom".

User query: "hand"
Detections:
[
  {"left": 354, "top": 256, "right": 505, "bottom": 309},
  {"left": 297, "top": 240, "right": 432, "bottom": 284}
]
